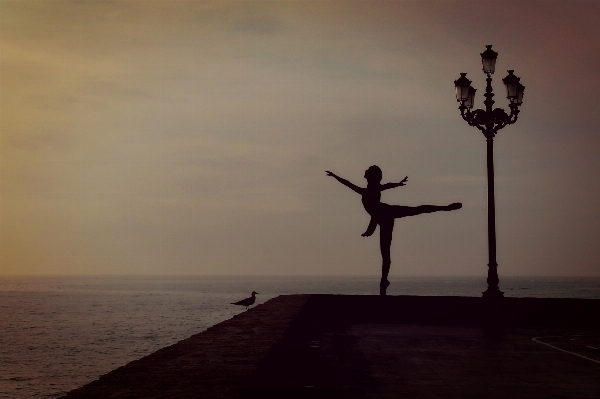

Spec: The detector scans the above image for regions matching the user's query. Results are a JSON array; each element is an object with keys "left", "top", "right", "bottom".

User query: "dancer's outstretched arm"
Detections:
[
  {"left": 381, "top": 176, "right": 408, "bottom": 191},
  {"left": 325, "top": 171, "right": 364, "bottom": 194},
  {"left": 361, "top": 218, "right": 377, "bottom": 237}
]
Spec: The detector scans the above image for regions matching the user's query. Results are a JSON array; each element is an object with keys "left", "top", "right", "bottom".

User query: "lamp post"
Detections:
[{"left": 454, "top": 45, "right": 525, "bottom": 299}]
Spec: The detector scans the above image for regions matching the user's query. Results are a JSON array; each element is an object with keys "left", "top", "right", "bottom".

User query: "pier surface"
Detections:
[{"left": 65, "top": 295, "right": 600, "bottom": 398}]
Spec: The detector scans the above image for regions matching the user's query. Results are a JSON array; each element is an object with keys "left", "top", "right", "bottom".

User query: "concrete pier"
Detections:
[{"left": 65, "top": 295, "right": 600, "bottom": 398}]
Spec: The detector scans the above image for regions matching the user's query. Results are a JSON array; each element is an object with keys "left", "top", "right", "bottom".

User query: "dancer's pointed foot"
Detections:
[
  {"left": 379, "top": 279, "right": 390, "bottom": 296},
  {"left": 447, "top": 202, "right": 462, "bottom": 211}
]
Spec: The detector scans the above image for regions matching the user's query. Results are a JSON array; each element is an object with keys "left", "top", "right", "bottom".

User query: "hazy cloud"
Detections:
[{"left": 2, "top": 1, "right": 599, "bottom": 277}]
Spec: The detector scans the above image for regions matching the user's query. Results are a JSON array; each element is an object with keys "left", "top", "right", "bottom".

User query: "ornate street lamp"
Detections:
[{"left": 454, "top": 45, "right": 525, "bottom": 299}]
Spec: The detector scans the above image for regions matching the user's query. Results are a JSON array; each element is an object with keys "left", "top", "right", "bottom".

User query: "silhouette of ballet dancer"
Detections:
[{"left": 326, "top": 166, "right": 462, "bottom": 295}]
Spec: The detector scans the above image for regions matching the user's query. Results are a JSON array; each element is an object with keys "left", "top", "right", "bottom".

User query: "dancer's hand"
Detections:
[
  {"left": 381, "top": 177, "right": 408, "bottom": 191},
  {"left": 362, "top": 219, "right": 377, "bottom": 237},
  {"left": 326, "top": 171, "right": 364, "bottom": 194}
]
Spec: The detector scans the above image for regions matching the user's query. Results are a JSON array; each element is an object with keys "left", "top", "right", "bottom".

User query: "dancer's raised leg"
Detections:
[
  {"left": 379, "top": 219, "right": 394, "bottom": 296},
  {"left": 390, "top": 203, "right": 462, "bottom": 218}
]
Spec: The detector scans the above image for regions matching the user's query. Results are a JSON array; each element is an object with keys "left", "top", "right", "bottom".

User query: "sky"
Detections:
[{"left": 1, "top": 0, "right": 599, "bottom": 277}]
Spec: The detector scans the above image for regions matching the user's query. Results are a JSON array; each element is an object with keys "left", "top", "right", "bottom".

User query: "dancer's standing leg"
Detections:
[{"left": 379, "top": 218, "right": 394, "bottom": 296}]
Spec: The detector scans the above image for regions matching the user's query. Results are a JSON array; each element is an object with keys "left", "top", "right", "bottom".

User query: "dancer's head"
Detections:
[{"left": 364, "top": 165, "right": 382, "bottom": 183}]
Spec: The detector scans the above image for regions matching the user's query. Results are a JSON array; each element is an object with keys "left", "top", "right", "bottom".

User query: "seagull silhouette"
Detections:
[{"left": 231, "top": 291, "right": 258, "bottom": 310}]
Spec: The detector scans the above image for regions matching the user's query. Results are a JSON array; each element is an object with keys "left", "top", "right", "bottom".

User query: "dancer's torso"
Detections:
[{"left": 361, "top": 186, "right": 382, "bottom": 216}]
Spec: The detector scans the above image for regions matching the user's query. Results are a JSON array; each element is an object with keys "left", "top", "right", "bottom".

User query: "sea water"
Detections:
[{"left": 1, "top": 275, "right": 599, "bottom": 399}]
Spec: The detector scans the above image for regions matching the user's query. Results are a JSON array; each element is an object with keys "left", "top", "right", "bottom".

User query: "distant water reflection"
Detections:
[{"left": 1, "top": 275, "right": 599, "bottom": 398}]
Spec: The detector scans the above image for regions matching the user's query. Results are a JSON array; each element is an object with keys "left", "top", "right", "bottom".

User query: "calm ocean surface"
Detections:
[{"left": 1, "top": 275, "right": 599, "bottom": 399}]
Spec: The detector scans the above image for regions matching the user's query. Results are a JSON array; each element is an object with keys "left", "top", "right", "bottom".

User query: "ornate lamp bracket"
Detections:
[
  {"left": 460, "top": 104, "right": 521, "bottom": 139},
  {"left": 507, "top": 103, "right": 520, "bottom": 124},
  {"left": 459, "top": 106, "right": 487, "bottom": 133}
]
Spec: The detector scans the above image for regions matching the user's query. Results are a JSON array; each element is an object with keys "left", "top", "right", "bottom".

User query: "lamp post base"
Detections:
[{"left": 482, "top": 285, "right": 504, "bottom": 299}]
